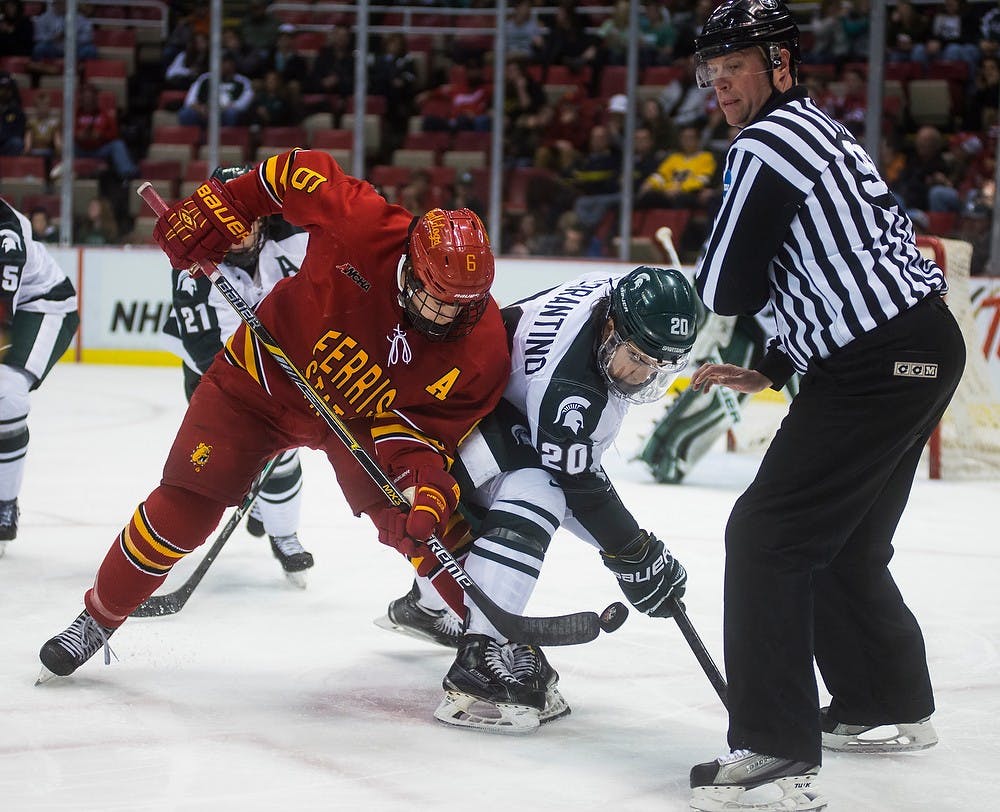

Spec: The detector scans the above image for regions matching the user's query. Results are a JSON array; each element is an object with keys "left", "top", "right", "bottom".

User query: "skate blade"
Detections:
[
  {"left": 539, "top": 686, "right": 571, "bottom": 725},
  {"left": 372, "top": 614, "right": 459, "bottom": 649},
  {"left": 35, "top": 666, "right": 59, "bottom": 686},
  {"left": 433, "top": 690, "right": 540, "bottom": 735},
  {"left": 822, "top": 721, "right": 938, "bottom": 753},
  {"left": 283, "top": 570, "right": 308, "bottom": 589},
  {"left": 690, "top": 775, "right": 827, "bottom": 811}
]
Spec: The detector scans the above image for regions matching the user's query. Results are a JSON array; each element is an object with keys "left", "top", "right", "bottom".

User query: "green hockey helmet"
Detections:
[{"left": 600, "top": 267, "right": 698, "bottom": 404}]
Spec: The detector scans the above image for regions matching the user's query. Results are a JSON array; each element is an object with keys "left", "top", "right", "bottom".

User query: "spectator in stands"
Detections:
[
  {"left": 596, "top": 0, "right": 631, "bottom": 67},
  {"left": 0, "top": 0, "right": 33, "bottom": 57},
  {"left": 965, "top": 55, "right": 1000, "bottom": 131},
  {"left": 422, "top": 60, "right": 491, "bottom": 133},
  {"left": 271, "top": 26, "right": 309, "bottom": 93},
  {"left": 31, "top": 0, "right": 97, "bottom": 61},
  {"left": 637, "top": 124, "right": 717, "bottom": 210},
  {"left": 506, "top": 211, "right": 545, "bottom": 256},
  {"left": 887, "top": 0, "right": 931, "bottom": 66},
  {"left": 445, "top": 170, "right": 486, "bottom": 224},
  {"left": 29, "top": 206, "right": 58, "bottom": 243},
  {"left": 533, "top": 88, "right": 593, "bottom": 173},
  {"left": 307, "top": 26, "right": 354, "bottom": 103},
  {"left": 23, "top": 88, "right": 61, "bottom": 172},
  {"left": 222, "top": 27, "right": 268, "bottom": 81},
  {"left": 504, "top": 58, "right": 547, "bottom": 167},
  {"left": 0, "top": 72, "right": 25, "bottom": 156},
  {"left": 638, "top": 96, "right": 678, "bottom": 154},
  {"left": 639, "top": 1, "right": 677, "bottom": 67},
  {"left": 506, "top": 0, "right": 545, "bottom": 63},
  {"left": 369, "top": 32, "right": 418, "bottom": 154},
  {"left": 74, "top": 195, "right": 118, "bottom": 245},
  {"left": 658, "top": 56, "right": 713, "bottom": 129},
  {"left": 178, "top": 53, "right": 254, "bottom": 129},
  {"left": 980, "top": 3, "right": 1000, "bottom": 58},
  {"left": 240, "top": 0, "right": 282, "bottom": 75},
  {"left": 604, "top": 93, "right": 629, "bottom": 149},
  {"left": 842, "top": 0, "right": 871, "bottom": 59},
  {"left": 632, "top": 125, "right": 664, "bottom": 188},
  {"left": 399, "top": 168, "right": 431, "bottom": 217},
  {"left": 250, "top": 70, "right": 295, "bottom": 128},
  {"left": 880, "top": 133, "right": 907, "bottom": 189},
  {"left": 163, "top": 7, "right": 209, "bottom": 67},
  {"left": 831, "top": 66, "right": 867, "bottom": 137},
  {"left": 164, "top": 32, "right": 210, "bottom": 91},
  {"left": 805, "top": 0, "right": 852, "bottom": 66},
  {"left": 73, "top": 83, "right": 137, "bottom": 181},
  {"left": 892, "top": 125, "right": 961, "bottom": 225},
  {"left": 567, "top": 123, "right": 621, "bottom": 232},
  {"left": 539, "top": 1, "right": 598, "bottom": 84},
  {"left": 926, "top": 0, "right": 980, "bottom": 79}
]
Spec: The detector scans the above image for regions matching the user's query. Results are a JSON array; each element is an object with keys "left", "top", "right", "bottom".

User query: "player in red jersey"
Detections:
[{"left": 38, "top": 149, "right": 510, "bottom": 680}]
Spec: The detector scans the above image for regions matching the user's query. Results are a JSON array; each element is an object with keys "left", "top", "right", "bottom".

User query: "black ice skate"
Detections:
[
  {"left": 0, "top": 497, "right": 19, "bottom": 550},
  {"left": 37, "top": 610, "right": 117, "bottom": 683},
  {"left": 269, "top": 533, "right": 314, "bottom": 588},
  {"left": 508, "top": 642, "right": 571, "bottom": 724},
  {"left": 820, "top": 706, "right": 938, "bottom": 753},
  {"left": 245, "top": 502, "right": 265, "bottom": 537},
  {"left": 434, "top": 634, "right": 546, "bottom": 735},
  {"left": 689, "top": 749, "right": 826, "bottom": 812},
  {"left": 373, "top": 582, "right": 462, "bottom": 648}
]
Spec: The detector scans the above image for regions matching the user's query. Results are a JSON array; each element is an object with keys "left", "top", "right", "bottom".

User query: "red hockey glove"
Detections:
[
  {"left": 403, "top": 466, "right": 461, "bottom": 543},
  {"left": 152, "top": 178, "right": 255, "bottom": 274},
  {"left": 368, "top": 505, "right": 417, "bottom": 556}
]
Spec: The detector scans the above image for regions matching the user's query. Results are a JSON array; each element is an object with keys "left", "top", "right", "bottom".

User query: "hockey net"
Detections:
[
  {"left": 728, "top": 237, "right": 1000, "bottom": 479},
  {"left": 918, "top": 237, "right": 1000, "bottom": 479}
]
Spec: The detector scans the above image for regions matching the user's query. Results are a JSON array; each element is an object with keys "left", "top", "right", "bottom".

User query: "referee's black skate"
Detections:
[
  {"left": 434, "top": 634, "right": 546, "bottom": 735},
  {"left": 269, "top": 533, "right": 313, "bottom": 588},
  {"left": 373, "top": 582, "right": 462, "bottom": 648},
  {"left": 820, "top": 706, "right": 938, "bottom": 753},
  {"left": 37, "top": 610, "right": 117, "bottom": 683},
  {"left": 689, "top": 749, "right": 826, "bottom": 812},
  {"left": 508, "top": 642, "right": 571, "bottom": 724},
  {"left": 0, "top": 497, "right": 19, "bottom": 548}
]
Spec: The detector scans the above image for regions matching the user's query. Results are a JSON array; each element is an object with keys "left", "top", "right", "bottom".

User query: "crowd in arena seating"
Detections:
[{"left": 0, "top": 0, "right": 997, "bottom": 273}]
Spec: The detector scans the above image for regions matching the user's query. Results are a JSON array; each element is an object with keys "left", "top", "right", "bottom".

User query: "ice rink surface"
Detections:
[{"left": 0, "top": 364, "right": 995, "bottom": 811}]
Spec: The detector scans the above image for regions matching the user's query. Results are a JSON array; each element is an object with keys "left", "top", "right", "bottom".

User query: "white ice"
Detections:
[{"left": 1, "top": 364, "right": 996, "bottom": 812}]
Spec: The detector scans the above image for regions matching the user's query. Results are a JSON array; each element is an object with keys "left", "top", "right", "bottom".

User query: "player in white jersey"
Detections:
[
  {"left": 380, "top": 267, "right": 698, "bottom": 734},
  {"left": 161, "top": 166, "right": 315, "bottom": 586},
  {"left": 0, "top": 197, "right": 80, "bottom": 553}
]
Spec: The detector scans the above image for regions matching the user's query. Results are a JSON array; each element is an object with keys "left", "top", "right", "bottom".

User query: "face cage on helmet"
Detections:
[
  {"left": 223, "top": 219, "right": 264, "bottom": 270},
  {"left": 597, "top": 328, "right": 689, "bottom": 405},
  {"left": 398, "top": 257, "right": 487, "bottom": 342}
]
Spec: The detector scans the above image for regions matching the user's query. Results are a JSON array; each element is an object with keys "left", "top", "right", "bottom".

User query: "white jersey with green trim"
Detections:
[{"left": 0, "top": 198, "right": 77, "bottom": 316}]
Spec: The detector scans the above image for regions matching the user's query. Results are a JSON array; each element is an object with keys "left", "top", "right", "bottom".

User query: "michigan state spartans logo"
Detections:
[{"left": 190, "top": 442, "right": 212, "bottom": 472}]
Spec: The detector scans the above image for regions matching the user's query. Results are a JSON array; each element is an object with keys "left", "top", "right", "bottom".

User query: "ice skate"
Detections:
[
  {"left": 434, "top": 634, "right": 545, "bottom": 735},
  {"left": 245, "top": 502, "right": 265, "bottom": 537},
  {"left": 508, "top": 641, "right": 571, "bottom": 724},
  {"left": 0, "top": 498, "right": 19, "bottom": 546},
  {"left": 689, "top": 749, "right": 826, "bottom": 812},
  {"left": 37, "top": 610, "right": 117, "bottom": 683},
  {"left": 374, "top": 582, "right": 462, "bottom": 648},
  {"left": 269, "top": 533, "right": 313, "bottom": 588},
  {"left": 820, "top": 707, "right": 938, "bottom": 753}
]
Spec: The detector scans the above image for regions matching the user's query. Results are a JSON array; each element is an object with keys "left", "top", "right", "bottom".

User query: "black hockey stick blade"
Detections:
[{"left": 669, "top": 596, "right": 728, "bottom": 708}]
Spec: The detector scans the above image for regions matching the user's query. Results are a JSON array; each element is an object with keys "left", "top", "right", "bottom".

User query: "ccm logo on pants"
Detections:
[{"left": 894, "top": 362, "right": 938, "bottom": 379}]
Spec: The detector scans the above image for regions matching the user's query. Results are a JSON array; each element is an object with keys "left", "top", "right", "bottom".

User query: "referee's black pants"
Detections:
[{"left": 723, "top": 296, "right": 966, "bottom": 765}]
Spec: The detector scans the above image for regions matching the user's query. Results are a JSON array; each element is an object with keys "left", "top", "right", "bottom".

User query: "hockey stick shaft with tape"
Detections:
[
  {"left": 669, "top": 596, "right": 728, "bottom": 708},
  {"left": 131, "top": 456, "right": 279, "bottom": 617},
  {"left": 138, "top": 182, "right": 625, "bottom": 646}
]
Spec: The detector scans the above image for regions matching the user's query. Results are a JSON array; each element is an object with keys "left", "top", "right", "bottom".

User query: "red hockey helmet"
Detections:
[{"left": 401, "top": 208, "right": 495, "bottom": 340}]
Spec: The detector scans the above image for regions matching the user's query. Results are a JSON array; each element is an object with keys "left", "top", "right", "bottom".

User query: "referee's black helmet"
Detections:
[{"left": 695, "top": 0, "right": 801, "bottom": 69}]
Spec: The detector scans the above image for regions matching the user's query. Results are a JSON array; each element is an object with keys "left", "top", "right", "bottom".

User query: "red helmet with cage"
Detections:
[{"left": 400, "top": 208, "right": 495, "bottom": 340}]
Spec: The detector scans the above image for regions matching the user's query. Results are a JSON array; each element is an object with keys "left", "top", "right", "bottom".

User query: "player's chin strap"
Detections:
[{"left": 138, "top": 182, "right": 626, "bottom": 648}]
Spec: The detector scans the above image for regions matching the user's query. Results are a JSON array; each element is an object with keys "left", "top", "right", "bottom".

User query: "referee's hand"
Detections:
[{"left": 691, "top": 362, "right": 772, "bottom": 395}]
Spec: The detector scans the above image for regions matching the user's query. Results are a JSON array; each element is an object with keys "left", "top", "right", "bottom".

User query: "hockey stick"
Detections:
[
  {"left": 138, "top": 183, "right": 627, "bottom": 646},
  {"left": 130, "top": 456, "right": 279, "bottom": 617},
  {"left": 668, "top": 596, "right": 728, "bottom": 709}
]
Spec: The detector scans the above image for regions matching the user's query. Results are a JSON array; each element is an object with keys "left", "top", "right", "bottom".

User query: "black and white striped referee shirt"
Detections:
[{"left": 696, "top": 85, "right": 947, "bottom": 379}]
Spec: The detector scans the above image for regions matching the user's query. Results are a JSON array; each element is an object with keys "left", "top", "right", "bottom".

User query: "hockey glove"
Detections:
[
  {"left": 600, "top": 531, "right": 686, "bottom": 618},
  {"left": 152, "top": 178, "right": 255, "bottom": 273},
  {"left": 366, "top": 466, "right": 461, "bottom": 557}
]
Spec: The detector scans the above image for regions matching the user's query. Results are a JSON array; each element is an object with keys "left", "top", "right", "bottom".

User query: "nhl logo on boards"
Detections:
[
  {"left": 893, "top": 361, "right": 938, "bottom": 379},
  {"left": 190, "top": 442, "right": 212, "bottom": 471}
]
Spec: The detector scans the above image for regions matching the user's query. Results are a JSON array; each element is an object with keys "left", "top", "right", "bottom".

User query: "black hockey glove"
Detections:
[{"left": 600, "top": 531, "right": 686, "bottom": 618}]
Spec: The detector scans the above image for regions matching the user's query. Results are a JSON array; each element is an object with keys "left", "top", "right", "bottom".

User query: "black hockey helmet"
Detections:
[
  {"left": 210, "top": 164, "right": 263, "bottom": 270},
  {"left": 694, "top": 0, "right": 800, "bottom": 86},
  {"left": 600, "top": 267, "right": 697, "bottom": 404}
]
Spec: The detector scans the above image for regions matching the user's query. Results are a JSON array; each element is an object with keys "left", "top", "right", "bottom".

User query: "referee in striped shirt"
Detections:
[{"left": 685, "top": 0, "right": 966, "bottom": 805}]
